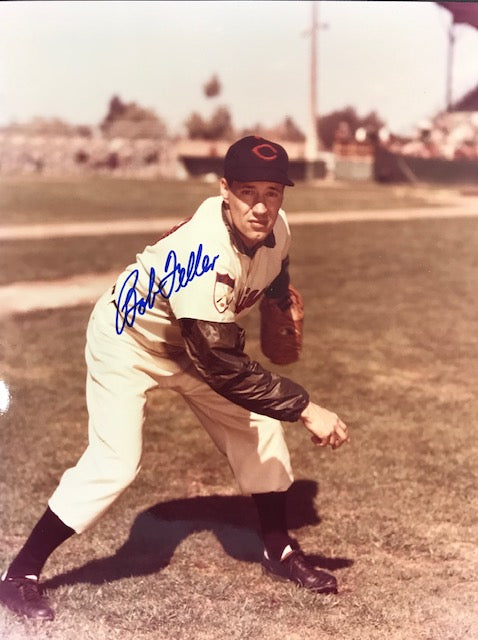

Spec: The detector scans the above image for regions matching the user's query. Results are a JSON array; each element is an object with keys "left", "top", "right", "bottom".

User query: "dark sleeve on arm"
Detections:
[
  {"left": 179, "top": 317, "right": 309, "bottom": 422},
  {"left": 264, "top": 256, "right": 290, "bottom": 299}
]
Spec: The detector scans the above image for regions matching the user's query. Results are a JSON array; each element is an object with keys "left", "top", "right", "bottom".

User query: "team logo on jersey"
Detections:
[
  {"left": 235, "top": 286, "right": 265, "bottom": 314},
  {"left": 214, "top": 272, "right": 235, "bottom": 313}
]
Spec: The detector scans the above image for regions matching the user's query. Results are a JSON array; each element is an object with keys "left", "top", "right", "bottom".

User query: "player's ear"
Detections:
[{"left": 220, "top": 177, "right": 230, "bottom": 203}]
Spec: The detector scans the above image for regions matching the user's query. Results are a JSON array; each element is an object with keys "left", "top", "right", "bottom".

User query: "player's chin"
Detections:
[
  {"left": 248, "top": 222, "right": 271, "bottom": 238},
  {"left": 247, "top": 231, "right": 268, "bottom": 246}
]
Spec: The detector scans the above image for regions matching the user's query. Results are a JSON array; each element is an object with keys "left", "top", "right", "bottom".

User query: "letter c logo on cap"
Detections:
[{"left": 252, "top": 143, "right": 278, "bottom": 161}]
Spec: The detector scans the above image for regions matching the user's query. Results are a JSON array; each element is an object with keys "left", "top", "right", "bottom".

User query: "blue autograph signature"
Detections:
[{"left": 115, "top": 243, "right": 219, "bottom": 335}]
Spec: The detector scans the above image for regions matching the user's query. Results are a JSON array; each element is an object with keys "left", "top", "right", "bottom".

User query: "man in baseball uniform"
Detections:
[{"left": 0, "top": 136, "right": 349, "bottom": 621}]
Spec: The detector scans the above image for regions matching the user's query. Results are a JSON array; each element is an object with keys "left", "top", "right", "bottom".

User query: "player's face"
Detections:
[{"left": 220, "top": 179, "right": 285, "bottom": 248}]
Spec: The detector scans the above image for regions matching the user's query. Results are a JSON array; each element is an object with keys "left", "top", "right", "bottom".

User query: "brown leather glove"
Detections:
[{"left": 259, "top": 285, "right": 304, "bottom": 365}]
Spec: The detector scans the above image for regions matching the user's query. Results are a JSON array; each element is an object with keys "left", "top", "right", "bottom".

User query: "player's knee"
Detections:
[
  {"left": 109, "top": 457, "right": 141, "bottom": 490},
  {"left": 259, "top": 422, "right": 286, "bottom": 447}
]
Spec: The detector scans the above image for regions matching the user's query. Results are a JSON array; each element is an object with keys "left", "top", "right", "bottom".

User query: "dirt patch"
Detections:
[
  {"left": 1, "top": 199, "right": 478, "bottom": 240},
  {"left": 0, "top": 270, "right": 118, "bottom": 318},
  {"left": 2, "top": 200, "right": 478, "bottom": 318}
]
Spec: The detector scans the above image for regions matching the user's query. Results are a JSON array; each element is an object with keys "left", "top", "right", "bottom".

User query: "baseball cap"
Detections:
[{"left": 224, "top": 135, "right": 295, "bottom": 186}]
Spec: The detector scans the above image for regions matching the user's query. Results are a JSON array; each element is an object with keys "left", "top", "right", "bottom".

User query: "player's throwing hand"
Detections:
[{"left": 300, "top": 402, "right": 350, "bottom": 449}]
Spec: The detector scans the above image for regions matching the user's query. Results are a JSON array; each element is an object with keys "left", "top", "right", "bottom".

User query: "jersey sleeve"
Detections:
[{"left": 179, "top": 317, "right": 309, "bottom": 421}]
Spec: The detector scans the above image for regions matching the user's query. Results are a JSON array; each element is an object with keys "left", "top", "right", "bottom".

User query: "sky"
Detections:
[{"left": 1, "top": 0, "right": 477, "bottom": 137}]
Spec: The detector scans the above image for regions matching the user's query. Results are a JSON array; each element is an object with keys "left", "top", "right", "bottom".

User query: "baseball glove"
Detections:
[{"left": 259, "top": 285, "right": 304, "bottom": 365}]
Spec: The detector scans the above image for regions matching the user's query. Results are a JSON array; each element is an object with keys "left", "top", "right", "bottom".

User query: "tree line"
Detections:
[
  {"left": 4, "top": 71, "right": 386, "bottom": 150},
  {"left": 100, "top": 94, "right": 384, "bottom": 150}
]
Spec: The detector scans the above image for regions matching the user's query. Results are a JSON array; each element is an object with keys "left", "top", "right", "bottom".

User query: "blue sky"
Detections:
[{"left": 1, "top": 1, "right": 477, "bottom": 136}]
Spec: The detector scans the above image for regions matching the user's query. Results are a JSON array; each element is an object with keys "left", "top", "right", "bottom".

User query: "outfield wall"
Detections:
[
  {"left": 179, "top": 155, "right": 327, "bottom": 181},
  {"left": 374, "top": 146, "right": 478, "bottom": 185}
]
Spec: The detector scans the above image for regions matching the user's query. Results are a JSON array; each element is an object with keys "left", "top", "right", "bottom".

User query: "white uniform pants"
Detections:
[{"left": 49, "top": 292, "right": 294, "bottom": 533}]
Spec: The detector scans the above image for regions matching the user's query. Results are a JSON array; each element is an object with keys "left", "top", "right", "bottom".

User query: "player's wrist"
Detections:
[{"left": 300, "top": 401, "right": 314, "bottom": 422}]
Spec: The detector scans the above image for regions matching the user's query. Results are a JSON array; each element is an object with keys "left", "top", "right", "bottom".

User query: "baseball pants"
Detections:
[{"left": 48, "top": 292, "right": 294, "bottom": 534}]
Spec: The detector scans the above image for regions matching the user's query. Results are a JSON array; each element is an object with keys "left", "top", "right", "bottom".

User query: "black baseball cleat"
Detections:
[
  {"left": 262, "top": 550, "right": 338, "bottom": 594},
  {"left": 0, "top": 576, "right": 55, "bottom": 620}
]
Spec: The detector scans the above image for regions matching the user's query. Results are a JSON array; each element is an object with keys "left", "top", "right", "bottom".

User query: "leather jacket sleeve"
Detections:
[{"left": 179, "top": 317, "right": 309, "bottom": 422}]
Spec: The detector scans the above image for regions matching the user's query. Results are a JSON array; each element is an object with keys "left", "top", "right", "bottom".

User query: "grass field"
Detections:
[
  {"left": 0, "top": 180, "right": 477, "bottom": 639},
  {"left": 0, "top": 175, "right": 462, "bottom": 287},
  {"left": 0, "top": 175, "right": 454, "bottom": 226}
]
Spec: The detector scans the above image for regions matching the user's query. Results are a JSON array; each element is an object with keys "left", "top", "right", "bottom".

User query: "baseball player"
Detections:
[{"left": 0, "top": 136, "right": 349, "bottom": 621}]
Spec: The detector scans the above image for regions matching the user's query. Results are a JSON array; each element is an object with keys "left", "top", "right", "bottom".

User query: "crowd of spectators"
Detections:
[
  {"left": 0, "top": 121, "right": 178, "bottom": 177},
  {"left": 2, "top": 103, "right": 478, "bottom": 179},
  {"left": 386, "top": 111, "right": 478, "bottom": 161}
]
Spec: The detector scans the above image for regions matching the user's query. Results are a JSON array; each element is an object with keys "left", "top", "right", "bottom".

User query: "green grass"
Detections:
[
  {"left": 0, "top": 177, "right": 218, "bottom": 225},
  {"left": 1, "top": 213, "right": 477, "bottom": 639},
  {"left": 0, "top": 233, "right": 155, "bottom": 286},
  {"left": 0, "top": 175, "right": 451, "bottom": 226},
  {"left": 0, "top": 177, "right": 461, "bottom": 286}
]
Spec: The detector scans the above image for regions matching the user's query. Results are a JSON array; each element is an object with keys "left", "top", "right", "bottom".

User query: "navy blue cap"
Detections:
[{"left": 224, "top": 136, "right": 294, "bottom": 186}]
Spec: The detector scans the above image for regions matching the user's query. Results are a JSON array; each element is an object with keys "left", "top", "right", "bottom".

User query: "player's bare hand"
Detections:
[{"left": 300, "top": 401, "right": 350, "bottom": 450}]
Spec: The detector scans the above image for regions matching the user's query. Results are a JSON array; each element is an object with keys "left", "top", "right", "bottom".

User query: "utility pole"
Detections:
[
  {"left": 446, "top": 17, "right": 455, "bottom": 111},
  {"left": 306, "top": 1, "right": 320, "bottom": 164}
]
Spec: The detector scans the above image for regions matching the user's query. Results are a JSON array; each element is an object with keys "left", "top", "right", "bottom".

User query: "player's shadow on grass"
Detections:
[{"left": 43, "top": 479, "right": 353, "bottom": 589}]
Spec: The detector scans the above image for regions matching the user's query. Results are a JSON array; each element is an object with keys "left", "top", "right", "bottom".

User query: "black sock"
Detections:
[
  {"left": 252, "top": 491, "right": 293, "bottom": 560},
  {"left": 6, "top": 507, "right": 75, "bottom": 579}
]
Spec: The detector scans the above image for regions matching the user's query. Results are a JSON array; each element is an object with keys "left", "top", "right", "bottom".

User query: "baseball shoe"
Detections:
[
  {"left": 0, "top": 576, "right": 54, "bottom": 620},
  {"left": 261, "top": 549, "right": 338, "bottom": 594}
]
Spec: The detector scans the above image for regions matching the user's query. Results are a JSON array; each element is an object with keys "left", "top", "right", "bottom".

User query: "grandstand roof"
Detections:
[
  {"left": 436, "top": 2, "right": 478, "bottom": 30},
  {"left": 452, "top": 85, "right": 478, "bottom": 112}
]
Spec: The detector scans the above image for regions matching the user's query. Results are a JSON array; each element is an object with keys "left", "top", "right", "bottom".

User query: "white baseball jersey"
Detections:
[
  {"left": 48, "top": 195, "right": 304, "bottom": 533},
  {"left": 113, "top": 196, "right": 291, "bottom": 350}
]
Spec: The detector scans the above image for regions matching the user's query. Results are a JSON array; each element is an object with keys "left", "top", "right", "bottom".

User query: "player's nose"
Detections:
[{"left": 252, "top": 201, "right": 268, "bottom": 216}]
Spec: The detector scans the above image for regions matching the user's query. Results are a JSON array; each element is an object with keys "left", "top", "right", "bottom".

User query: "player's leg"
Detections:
[
  {"left": 172, "top": 366, "right": 294, "bottom": 494},
  {"left": 170, "top": 366, "right": 293, "bottom": 550},
  {"left": 172, "top": 365, "right": 337, "bottom": 593},
  {"left": 0, "top": 295, "right": 158, "bottom": 619},
  {"left": 0, "top": 507, "right": 73, "bottom": 620}
]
